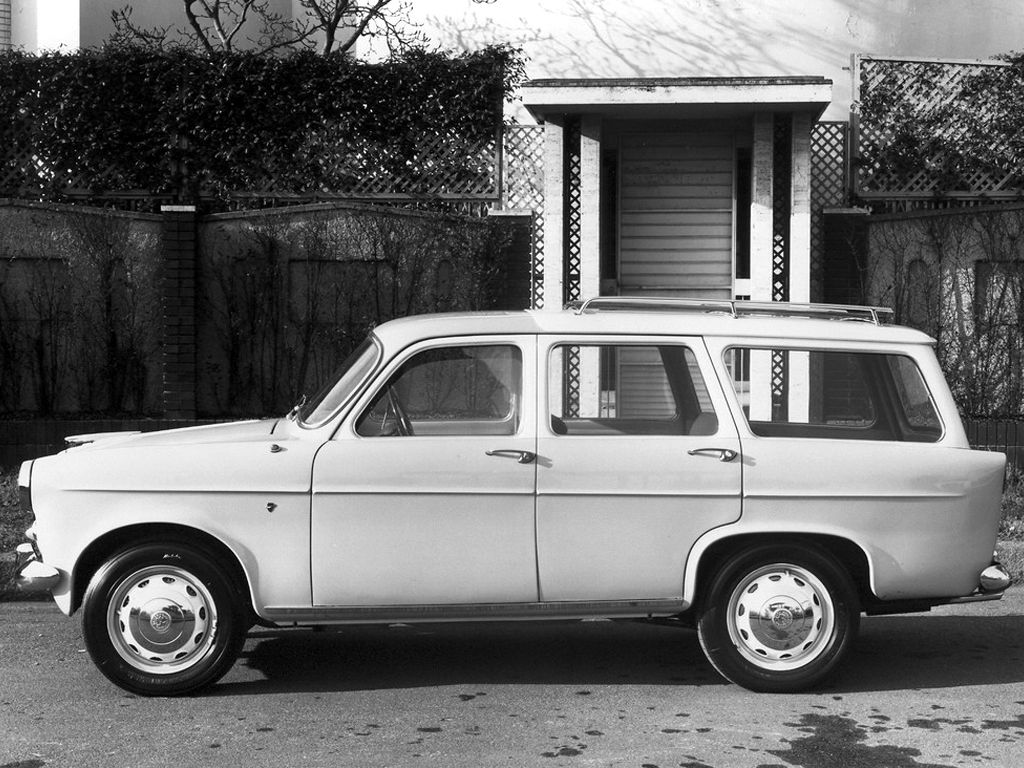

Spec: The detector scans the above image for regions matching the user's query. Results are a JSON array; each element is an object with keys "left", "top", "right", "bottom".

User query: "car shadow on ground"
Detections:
[
  {"left": 208, "top": 612, "right": 1024, "bottom": 696},
  {"left": 837, "top": 612, "right": 1024, "bottom": 692}
]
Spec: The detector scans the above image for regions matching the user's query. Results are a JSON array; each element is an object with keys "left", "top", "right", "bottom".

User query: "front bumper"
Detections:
[{"left": 13, "top": 543, "right": 62, "bottom": 594}]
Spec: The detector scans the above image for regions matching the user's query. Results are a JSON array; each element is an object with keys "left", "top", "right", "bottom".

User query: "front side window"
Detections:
[
  {"left": 725, "top": 347, "right": 941, "bottom": 442},
  {"left": 548, "top": 344, "right": 718, "bottom": 436},
  {"left": 357, "top": 344, "right": 521, "bottom": 437}
]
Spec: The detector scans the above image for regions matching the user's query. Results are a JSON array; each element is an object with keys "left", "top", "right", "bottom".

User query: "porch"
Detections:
[{"left": 520, "top": 77, "right": 832, "bottom": 308}]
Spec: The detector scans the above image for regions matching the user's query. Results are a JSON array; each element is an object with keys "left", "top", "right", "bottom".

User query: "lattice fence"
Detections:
[
  {"left": 770, "top": 116, "right": 793, "bottom": 417},
  {"left": 286, "top": 130, "right": 501, "bottom": 200},
  {"left": 563, "top": 118, "right": 583, "bottom": 413},
  {"left": 854, "top": 55, "right": 1024, "bottom": 206},
  {"left": 0, "top": 115, "right": 170, "bottom": 208},
  {"left": 0, "top": 127, "right": 502, "bottom": 208},
  {"left": 811, "top": 121, "right": 848, "bottom": 301},
  {"left": 771, "top": 115, "right": 792, "bottom": 304},
  {"left": 503, "top": 125, "right": 545, "bottom": 308}
]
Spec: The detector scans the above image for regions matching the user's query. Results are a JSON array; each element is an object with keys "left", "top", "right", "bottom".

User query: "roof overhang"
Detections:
[{"left": 522, "top": 77, "right": 832, "bottom": 122}]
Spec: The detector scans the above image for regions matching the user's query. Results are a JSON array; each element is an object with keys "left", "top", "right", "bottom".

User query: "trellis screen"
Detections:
[{"left": 853, "top": 54, "right": 1023, "bottom": 206}]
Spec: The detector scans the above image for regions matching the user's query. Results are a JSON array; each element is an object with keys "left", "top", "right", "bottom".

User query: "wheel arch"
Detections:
[
  {"left": 686, "top": 531, "right": 873, "bottom": 610},
  {"left": 70, "top": 523, "right": 253, "bottom": 616}
]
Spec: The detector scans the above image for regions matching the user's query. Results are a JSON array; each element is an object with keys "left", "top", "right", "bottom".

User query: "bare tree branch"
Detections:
[
  {"left": 183, "top": 0, "right": 216, "bottom": 52},
  {"left": 109, "top": 5, "right": 175, "bottom": 50},
  {"left": 110, "top": 0, "right": 422, "bottom": 57}
]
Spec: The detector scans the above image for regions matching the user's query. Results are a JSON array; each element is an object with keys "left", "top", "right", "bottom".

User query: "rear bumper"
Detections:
[
  {"left": 939, "top": 562, "right": 1012, "bottom": 605},
  {"left": 12, "top": 543, "right": 62, "bottom": 594},
  {"left": 866, "top": 561, "right": 1013, "bottom": 615},
  {"left": 979, "top": 562, "right": 1013, "bottom": 593}
]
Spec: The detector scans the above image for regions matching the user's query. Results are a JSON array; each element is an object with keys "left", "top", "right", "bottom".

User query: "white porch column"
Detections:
[
  {"left": 789, "top": 112, "right": 813, "bottom": 304},
  {"left": 748, "top": 113, "right": 775, "bottom": 421},
  {"left": 579, "top": 115, "right": 602, "bottom": 301},
  {"left": 578, "top": 116, "right": 602, "bottom": 413},
  {"left": 787, "top": 113, "right": 813, "bottom": 421},
  {"left": 541, "top": 116, "right": 565, "bottom": 310},
  {"left": 749, "top": 112, "right": 775, "bottom": 303}
]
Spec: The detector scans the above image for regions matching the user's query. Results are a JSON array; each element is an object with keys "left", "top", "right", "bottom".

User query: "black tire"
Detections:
[
  {"left": 696, "top": 544, "right": 859, "bottom": 693},
  {"left": 82, "top": 542, "right": 249, "bottom": 696}
]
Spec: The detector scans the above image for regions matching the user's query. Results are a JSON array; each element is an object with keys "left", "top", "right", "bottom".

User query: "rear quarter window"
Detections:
[{"left": 724, "top": 347, "right": 942, "bottom": 442}]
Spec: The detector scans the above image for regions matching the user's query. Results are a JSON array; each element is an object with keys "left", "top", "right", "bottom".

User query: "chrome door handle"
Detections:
[
  {"left": 486, "top": 449, "right": 537, "bottom": 464},
  {"left": 687, "top": 447, "right": 739, "bottom": 462}
]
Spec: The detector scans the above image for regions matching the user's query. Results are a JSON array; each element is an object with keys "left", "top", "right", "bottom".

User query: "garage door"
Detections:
[{"left": 618, "top": 133, "right": 734, "bottom": 300}]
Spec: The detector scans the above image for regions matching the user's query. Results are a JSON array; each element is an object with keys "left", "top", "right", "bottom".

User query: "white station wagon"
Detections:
[{"left": 12, "top": 298, "right": 1012, "bottom": 695}]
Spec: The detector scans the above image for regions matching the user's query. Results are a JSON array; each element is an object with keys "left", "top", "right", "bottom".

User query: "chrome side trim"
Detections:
[
  {"left": 941, "top": 593, "right": 1005, "bottom": 605},
  {"left": 262, "top": 598, "right": 688, "bottom": 625}
]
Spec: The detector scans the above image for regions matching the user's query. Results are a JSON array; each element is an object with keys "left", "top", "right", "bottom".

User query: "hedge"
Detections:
[{"left": 0, "top": 44, "right": 524, "bottom": 205}]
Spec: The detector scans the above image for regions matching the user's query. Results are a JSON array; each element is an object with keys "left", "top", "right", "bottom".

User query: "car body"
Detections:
[{"left": 11, "top": 298, "right": 1012, "bottom": 695}]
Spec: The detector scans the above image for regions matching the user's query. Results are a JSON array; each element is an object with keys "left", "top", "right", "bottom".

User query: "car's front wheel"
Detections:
[
  {"left": 82, "top": 542, "right": 248, "bottom": 696},
  {"left": 696, "top": 544, "right": 859, "bottom": 692}
]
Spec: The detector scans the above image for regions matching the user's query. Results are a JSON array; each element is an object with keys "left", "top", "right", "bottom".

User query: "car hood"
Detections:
[{"left": 64, "top": 419, "right": 280, "bottom": 452}]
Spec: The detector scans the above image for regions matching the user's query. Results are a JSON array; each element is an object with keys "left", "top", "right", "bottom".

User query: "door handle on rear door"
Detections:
[
  {"left": 687, "top": 448, "right": 739, "bottom": 462},
  {"left": 486, "top": 449, "right": 537, "bottom": 464}
]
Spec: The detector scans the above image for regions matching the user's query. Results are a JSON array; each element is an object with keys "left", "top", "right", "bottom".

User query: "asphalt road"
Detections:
[{"left": 2, "top": 592, "right": 1024, "bottom": 768}]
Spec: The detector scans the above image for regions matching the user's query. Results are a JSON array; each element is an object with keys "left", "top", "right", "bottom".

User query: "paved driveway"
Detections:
[{"left": 2, "top": 591, "right": 1023, "bottom": 767}]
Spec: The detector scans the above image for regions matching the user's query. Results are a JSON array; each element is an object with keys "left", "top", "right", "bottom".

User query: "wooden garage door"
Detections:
[{"left": 618, "top": 133, "right": 734, "bottom": 300}]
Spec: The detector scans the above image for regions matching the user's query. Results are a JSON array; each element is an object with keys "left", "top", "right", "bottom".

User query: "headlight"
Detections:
[{"left": 18, "top": 459, "right": 33, "bottom": 513}]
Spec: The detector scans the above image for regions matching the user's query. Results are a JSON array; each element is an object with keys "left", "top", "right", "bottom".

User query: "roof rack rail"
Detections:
[{"left": 572, "top": 297, "right": 895, "bottom": 326}]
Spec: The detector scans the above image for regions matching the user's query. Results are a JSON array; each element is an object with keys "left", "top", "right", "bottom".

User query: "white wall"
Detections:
[
  {"left": 15, "top": 0, "right": 1024, "bottom": 120},
  {"left": 13, "top": 0, "right": 78, "bottom": 51},
  {"left": 406, "top": 0, "right": 1024, "bottom": 121}
]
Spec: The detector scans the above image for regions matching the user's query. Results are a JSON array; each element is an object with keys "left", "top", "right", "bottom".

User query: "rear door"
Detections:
[{"left": 535, "top": 336, "right": 742, "bottom": 601}]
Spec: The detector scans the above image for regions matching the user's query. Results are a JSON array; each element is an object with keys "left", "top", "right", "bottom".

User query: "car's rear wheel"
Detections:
[
  {"left": 82, "top": 542, "right": 248, "bottom": 696},
  {"left": 696, "top": 544, "right": 859, "bottom": 692}
]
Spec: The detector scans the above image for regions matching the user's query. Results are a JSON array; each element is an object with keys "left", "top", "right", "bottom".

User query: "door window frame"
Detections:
[
  {"left": 339, "top": 335, "right": 536, "bottom": 441},
  {"left": 714, "top": 340, "right": 946, "bottom": 444},
  {"left": 540, "top": 335, "right": 731, "bottom": 439}
]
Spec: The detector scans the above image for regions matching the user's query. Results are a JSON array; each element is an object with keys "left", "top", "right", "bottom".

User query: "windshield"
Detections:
[{"left": 297, "top": 336, "right": 381, "bottom": 427}]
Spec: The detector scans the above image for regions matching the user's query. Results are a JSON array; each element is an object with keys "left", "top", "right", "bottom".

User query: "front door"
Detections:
[
  {"left": 311, "top": 336, "right": 538, "bottom": 606},
  {"left": 536, "top": 336, "right": 742, "bottom": 601}
]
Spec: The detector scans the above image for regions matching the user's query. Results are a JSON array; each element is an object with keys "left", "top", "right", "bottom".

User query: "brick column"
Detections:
[{"left": 160, "top": 205, "right": 198, "bottom": 418}]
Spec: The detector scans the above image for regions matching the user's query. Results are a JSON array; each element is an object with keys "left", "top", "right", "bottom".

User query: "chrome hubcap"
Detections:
[
  {"left": 107, "top": 566, "right": 217, "bottom": 674},
  {"left": 727, "top": 563, "right": 835, "bottom": 671}
]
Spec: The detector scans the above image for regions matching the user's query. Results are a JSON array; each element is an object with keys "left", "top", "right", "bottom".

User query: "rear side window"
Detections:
[{"left": 724, "top": 348, "right": 942, "bottom": 442}]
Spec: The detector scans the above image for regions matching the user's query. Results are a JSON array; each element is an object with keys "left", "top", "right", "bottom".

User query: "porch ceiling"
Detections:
[{"left": 522, "top": 76, "right": 832, "bottom": 121}]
